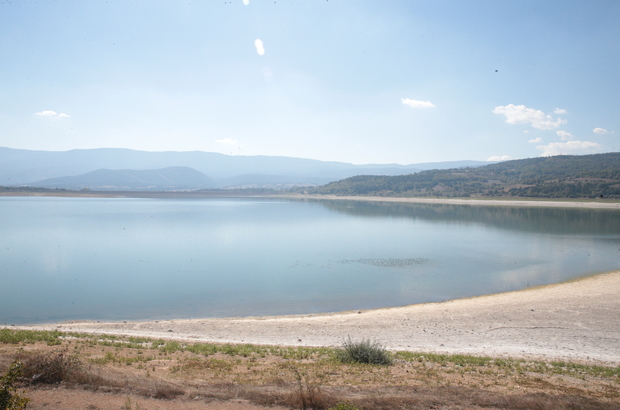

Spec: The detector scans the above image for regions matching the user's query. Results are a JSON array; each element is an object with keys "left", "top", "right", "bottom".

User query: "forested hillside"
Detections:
[{"left": 307, "top": 153, "right": 620, "bottom": 199}]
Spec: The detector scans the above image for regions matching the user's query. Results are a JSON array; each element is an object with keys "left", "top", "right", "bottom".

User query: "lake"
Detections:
[{"left": 1, "top": 196, "right": 619, "bottom": 325}]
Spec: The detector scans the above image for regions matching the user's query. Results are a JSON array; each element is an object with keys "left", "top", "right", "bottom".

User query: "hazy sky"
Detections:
[{"left": 1, "top": 0, "right": 618, "bottom": 164}]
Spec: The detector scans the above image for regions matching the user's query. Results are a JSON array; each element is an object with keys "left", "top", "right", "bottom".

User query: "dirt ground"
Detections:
[{"left": 1, "top": 336, "right": 618, "bottom": 410}]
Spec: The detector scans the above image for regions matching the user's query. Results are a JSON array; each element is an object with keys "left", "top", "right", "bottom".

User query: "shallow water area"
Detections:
[{"left": 1, "top": 196, "right": 619, "bottom": 324}]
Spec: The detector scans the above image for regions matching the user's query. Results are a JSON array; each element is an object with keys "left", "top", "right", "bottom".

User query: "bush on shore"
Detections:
[{"left": 335, "top": 337, "right": 392, "bottom": 365}]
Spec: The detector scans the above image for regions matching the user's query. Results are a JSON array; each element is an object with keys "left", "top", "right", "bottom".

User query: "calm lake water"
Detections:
[{"left": 1, "top": 196, "right": 619, "bottom": 324}]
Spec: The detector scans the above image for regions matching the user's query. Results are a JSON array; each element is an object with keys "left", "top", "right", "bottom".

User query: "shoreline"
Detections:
[
  {"left": 2, "top": 190, "right": 620, "bottom": 209},
  {"left": 284, "top": 194, "right": 620, "bottom": 209},
  {"left": 19, "top": 270, "right": 620, "bottom": 366}
]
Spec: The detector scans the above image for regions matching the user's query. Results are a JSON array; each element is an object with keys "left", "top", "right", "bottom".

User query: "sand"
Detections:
[
  {"left": 4, "top": 191, "right": 620, "bottom": 209},
  {"left": 285, "top": 194, "right": 620, "bottom": 209},
  {"left": 21, "top": 270, "right": 620, "bottom": 366}
]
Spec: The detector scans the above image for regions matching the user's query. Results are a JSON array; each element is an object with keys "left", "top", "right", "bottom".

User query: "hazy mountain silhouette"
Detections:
[
  {"left": 30, "top": 167, "right": 217, "bottom": 191},
  {"left": 0, "top": 147, "right": 492, "bottom": 189}
]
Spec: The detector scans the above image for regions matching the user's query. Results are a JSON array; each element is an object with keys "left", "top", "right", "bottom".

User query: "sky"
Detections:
[{"left": 0, "top": 0, "right": 618, "bottom": 165}]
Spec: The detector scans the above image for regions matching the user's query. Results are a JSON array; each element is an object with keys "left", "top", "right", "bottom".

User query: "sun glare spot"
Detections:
[{"left": 254, "top": 39, "right": 265, "bottom": 56}]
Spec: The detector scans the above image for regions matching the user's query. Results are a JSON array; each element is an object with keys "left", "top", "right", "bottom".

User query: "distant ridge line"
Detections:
[{"left": 0, "top": 147, "right": 493, "bottom": 190}]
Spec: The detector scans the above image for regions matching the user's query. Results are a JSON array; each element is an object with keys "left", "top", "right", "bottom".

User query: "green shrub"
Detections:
[
  {"left": 0, "top": 362, "right": 30, "bottom": 410},
  {"left": 335, "top": 337, "right": 392, "bottom": 365},
  {"left": 159, "top": 341, "right": 181, "bottom": 354},
  {"left": 0, "top": 329, "right": 62, "bottom": 345},
  {"left": 330, "top": 402, "right": 361, "bottom": 410}
]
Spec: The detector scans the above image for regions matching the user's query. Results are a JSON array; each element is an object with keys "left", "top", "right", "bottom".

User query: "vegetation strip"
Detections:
[
  {"left": 1, "top": 328, "right": 619, "bottom": 409},
  {"left": 1, "top": 328, "right": 619, "bottom": 380}
]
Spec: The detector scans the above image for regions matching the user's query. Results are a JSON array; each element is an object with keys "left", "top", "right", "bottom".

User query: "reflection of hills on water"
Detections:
[{"left": 314, "top": 199, "right": 620, "bottom": 236}]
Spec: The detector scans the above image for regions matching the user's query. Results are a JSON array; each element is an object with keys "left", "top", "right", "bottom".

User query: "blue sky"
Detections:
[{"left": 0, "top": 0, "right": 618, "bottom": 164}]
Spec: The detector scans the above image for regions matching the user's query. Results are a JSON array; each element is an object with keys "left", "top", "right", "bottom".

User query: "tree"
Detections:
[{"left": 0, "top": 362, "right": 30, "bottom": 410}]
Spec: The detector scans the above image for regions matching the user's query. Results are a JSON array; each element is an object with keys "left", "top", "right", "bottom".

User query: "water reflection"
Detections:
[
  {"left": 0, "top": 197, "right": 618, "bottom": 324},
  {"left": 314, "top": 199, "right": 620, "bottom": 235}
]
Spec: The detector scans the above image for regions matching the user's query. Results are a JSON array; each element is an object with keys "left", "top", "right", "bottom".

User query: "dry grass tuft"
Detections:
[
  {"left": 15, "top": 348, "right": 185, "bottom": 399},
  {"left": 18, "top": 348, "right": 83, "bottom": 385},
  {"left": 282, "top": 365, "right": 337, "bottom": 410}
]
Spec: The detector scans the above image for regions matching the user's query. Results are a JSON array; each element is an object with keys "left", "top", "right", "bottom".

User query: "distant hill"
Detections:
[
  {"left": 0, "top": 147, "right": 492, "bottom": 189},
  {"left": 30, "top": 167, "right": 217, "bottom": 191},
  {"left": 308, "top": 153, "right": 620, "bottom": 199}
]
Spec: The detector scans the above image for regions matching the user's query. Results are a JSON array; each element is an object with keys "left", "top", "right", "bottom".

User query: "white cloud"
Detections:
[
  {"left": 35, "top": 110, "right": 70, "bottom": 118},
  {"left": 215, "top": 138, "right": 238, "bottom": 145},
  {"left": 487, "top": 155, "right": 513, "bottom": 161},
  {"left": 254, "top": 39, "right": 265, "bottom": 56},
  {"left": 523, "top": 130, "right": 530, "bottom": 133},
  {"left": 556, "top": 130, "right": 573, "bottom": 140},
  {"left": 242, "top": 0, "right": 249, "bottom": 4},
  {"left": 593, "top": 127, "right": 609, "bottom": 134},
  {"left": 528, "top": 137, "right": 543, "bottom": 143},
  {"left": 36, "top": 110, "right": 57, "bottom": 116},
  {"left": 536, "top": 140, "right": 602, "bottom": 156},
  {"left": 554, "top": 108, "right": 567, "bottom": 114},
  {"left": 493, "top": 104, "right": 567, "bottom": 130},
  {"left": 401, "top": 98, "right": 435, "bottom": 108}
]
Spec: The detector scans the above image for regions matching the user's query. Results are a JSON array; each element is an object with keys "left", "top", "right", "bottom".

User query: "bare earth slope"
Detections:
[{"left": 24, "top": 270, "right": 620, "bottom": 365}]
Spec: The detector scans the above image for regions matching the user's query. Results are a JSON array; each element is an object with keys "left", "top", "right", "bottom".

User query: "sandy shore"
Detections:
[
  {"left": 286, "top": 194, "right": 620, "bottom": 209},
  {"left": 21, "top": 271, "right": 620, "bottom": 366},
  {"left": 4, "top": 191, "right": 620, "bottom": 209}
]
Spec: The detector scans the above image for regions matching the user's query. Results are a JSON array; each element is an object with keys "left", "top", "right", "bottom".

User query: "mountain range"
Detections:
[
  {"left": 0, "top": 147, "right": 492, "bottom": 191},
  {"left": 30, "top": 167, "right": 218, "bottom": 191}
]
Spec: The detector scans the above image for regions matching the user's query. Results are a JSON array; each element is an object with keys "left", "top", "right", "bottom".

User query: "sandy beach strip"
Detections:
[
  {"left": 21, "top": 270, "right": 620, "bottom": 366},
  {"left": 285, "top": 194, "right": 620, "bottom": 209},
  {"left": 4, "top": 191, "right": 620, "bottom": 209}
]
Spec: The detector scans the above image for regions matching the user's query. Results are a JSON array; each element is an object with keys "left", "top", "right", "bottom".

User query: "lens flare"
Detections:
[{"left": 254, "top": 39, "right": 265, "bottom": 56}]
